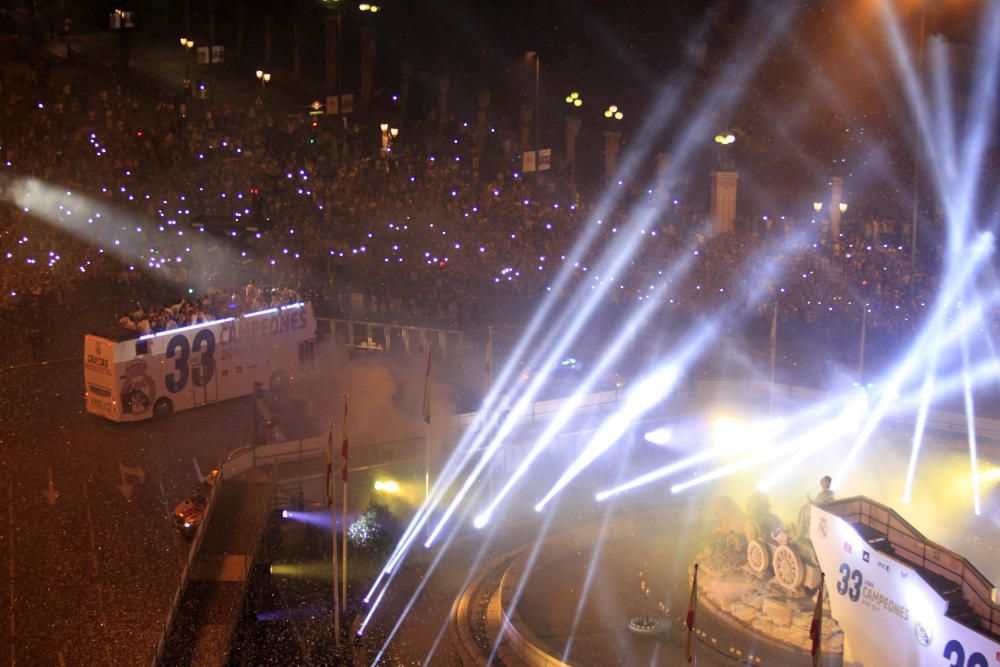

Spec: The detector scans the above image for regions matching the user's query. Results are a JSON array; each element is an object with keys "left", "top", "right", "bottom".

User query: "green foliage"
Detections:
[{"left": 347, "top": 502, "right": 401, "bottom": 554}]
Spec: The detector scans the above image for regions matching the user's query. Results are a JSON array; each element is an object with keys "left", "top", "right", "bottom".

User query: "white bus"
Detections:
[{"left": 84, "top": 302, "right": 316, "bottom": 421}]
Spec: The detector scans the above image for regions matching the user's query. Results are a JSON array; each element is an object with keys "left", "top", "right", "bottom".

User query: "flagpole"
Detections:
[
  {"left": 422, "top": 347, "right": 432, "bottom": 503},
  {"left": 685, "top": 562, "right": 698, "bottom": 663},
  {"left": 811, "top": 571, "right": 826, "bottom": 667},
  {"left": 858, "top": 305, "right": 868, "bottom": 383},
  {"left": 328, "top": 420, "right": 340, "bottom": 645},
  {"left": 485, "top": 327, "right": 494, "bottom": 497},
  {"left": 768, "top": 302, "right": 778, "bottom": 415},
  {"left": 341, "top": 475, "right": 347, "bottom": 613},
  {"left": 341, "top": 395, "right": 349, "bottom": 617}
]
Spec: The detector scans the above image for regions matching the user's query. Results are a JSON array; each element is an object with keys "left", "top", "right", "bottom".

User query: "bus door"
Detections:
[{"left": 190, "top": 329, "right": 218, "bottom": 405}]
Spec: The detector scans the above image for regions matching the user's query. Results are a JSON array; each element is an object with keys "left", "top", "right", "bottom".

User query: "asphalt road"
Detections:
[{"left": 0, "top": 284, "right": 314, "bottom": 666}]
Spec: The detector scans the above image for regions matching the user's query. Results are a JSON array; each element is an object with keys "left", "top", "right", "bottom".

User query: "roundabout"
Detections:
[{"left": 450, "top": 504, "right": 843, "bottom": 666}]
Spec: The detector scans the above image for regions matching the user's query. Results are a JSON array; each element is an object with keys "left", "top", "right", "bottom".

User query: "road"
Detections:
[{"left": 0, "top": 284, "right": 317, "bottom": 666}]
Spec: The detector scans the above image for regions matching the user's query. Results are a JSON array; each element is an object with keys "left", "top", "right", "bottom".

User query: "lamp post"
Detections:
[
  {"left": 255, "top": 68, "right": 271, "bottom": 101},
  {"left": 909, "top": 1, "right": 928, "bottom": 305},
  {"left": 179, "top": 37, "right": 195, "bottom": 90},
  {"left": 564, "top": 92, "right": 582, "bottom": 185},
  {"left": 603, "top": 105, "right": 623, "bottom": 180},
  {"left": 379, "top": 123, "right": 398, "bottom": 153},
  {"left": 813, "top": 201, "right": 823, "bottom": 214}
]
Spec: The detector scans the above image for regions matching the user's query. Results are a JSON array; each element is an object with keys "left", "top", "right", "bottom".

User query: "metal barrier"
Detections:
[{"left": 315, "top": 317, "right": 464, "bottom": 359}]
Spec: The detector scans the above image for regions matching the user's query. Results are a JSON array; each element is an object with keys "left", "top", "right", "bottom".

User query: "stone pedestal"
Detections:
[
  {"left": 656, "top": 152, "right": 670, "bottom": 199},
  {"left": 475, "top": 89, "right": 491, "bottom": 152},
  {"left": 604, "top": 130, "right": 621, "bottom": 181},
  {"left": 710, "top": 171, "right": 739, "bottom": 235},
  {"left": 565, "top": 116, "right": 581, "bottom": 182},
  {"left": 520, "top": 103, "right": 533, "bottom": 153},
  {"left": 830, "top": 176, "right": 844, "bottom": 240},
  {"left": 360, "top": 25, "right": 375, "bottom": 110}
]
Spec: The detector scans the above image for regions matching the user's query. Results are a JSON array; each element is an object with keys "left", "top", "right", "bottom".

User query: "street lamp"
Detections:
[
  {"left": 813, "top": 201, "right": 823, "bottom": 213},
  {"left": 604, "top": 104, "right": 623, "bottom": 120},
  {"left": 839, "top": 202, "right": 848, "bottom": 214},
  {"left": 359, "top": 3, "right": 380, "bottom": 11},
  {"left": 256, "top": 69, "right": 271, "bottom": 102},
  {"left": 380, "top": 123, "right": 399, "bottom": 152},
  {"left": 714, "top": 133, "right": 735, "bottom": 145},
  {"left": 565, "top": 91, "right": 582, "bottom": 108},
  {"left": 179, "top": 37, "right": 195, "bottom": 86}
]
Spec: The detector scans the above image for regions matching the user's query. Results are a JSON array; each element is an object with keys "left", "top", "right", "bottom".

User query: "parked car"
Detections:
[{"left": 172, "top": 468, "right": 220, "bottom": 537}]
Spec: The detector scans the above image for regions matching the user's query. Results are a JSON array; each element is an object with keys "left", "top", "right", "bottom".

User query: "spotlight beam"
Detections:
[{"left": 474, "top": 251, "right": 696, "bottom": 527}]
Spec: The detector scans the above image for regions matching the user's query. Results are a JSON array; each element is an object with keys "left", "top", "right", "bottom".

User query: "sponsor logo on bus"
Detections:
[{"left": 86, "top": 353, "right": 112, "bottom": 376}]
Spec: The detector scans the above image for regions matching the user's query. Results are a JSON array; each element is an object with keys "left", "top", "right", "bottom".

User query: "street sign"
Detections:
[
  {"left": 308, "top": 100, "right": 325, "bottom": 116},
  {"left": 326, "top": 94, "right": 355, "bottom": 115},
  {"left": 522, "top": 150, "right": 537, "bottom": 173},
  {"left": 538, "top": 148, "right": 552, "bottom": 171}
]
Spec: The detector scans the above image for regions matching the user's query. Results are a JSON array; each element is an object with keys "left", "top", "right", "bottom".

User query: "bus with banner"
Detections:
[
  {"left": 84, "top": 302, "right": 316, "bottom": 422},
  {"left": 810, "top": 497, "right": 1000, "bottom": 667}
]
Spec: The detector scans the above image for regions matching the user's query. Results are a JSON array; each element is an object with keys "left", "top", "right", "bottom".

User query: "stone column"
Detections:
[
  {"left": 565, "top": 116, "right": 581, "bottom": 183},
  {"left": 264, "top": 16, "right": 273, "bottom": 67},
  {"left": 830, "top": 176, "right": 844, "bottom": 240},
  {"left": 436, "top": 75, "right": 449, "bottom": 146},
  {"left": 604, "top": 130, "right": 621, "bottom": 181},
  {"left": 710, "top": 171, "right": 739, "bottom": 235},
  {"left": 656, "top": 153, "right": 670, "bottom": 200},
  {"left": 475, "top": 89, "right": 490, "bottom": 152},
  {"left": 324, "top": 12, "right": 340, "bottom": 90},
  {"left": 520, "top": 103, "right": 533, "bottom": 153},
  {"left": 292, "top": 23, "right": 302, "bottom": 80},
  {"left": 360, "top": 24, "right": 376, "bottom": 110}
]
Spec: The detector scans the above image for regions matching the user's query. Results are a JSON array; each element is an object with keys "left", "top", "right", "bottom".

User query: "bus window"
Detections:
[{"left": 136, "top": 340, "right": 149, "bottom": 356}]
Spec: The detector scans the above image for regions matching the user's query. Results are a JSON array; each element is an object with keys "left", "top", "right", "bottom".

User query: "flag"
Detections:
[
  {"left": 325, "top": 421, "right": 334, "bottom": 507},
  {"left": 685, "top": 563, "right": 698, "bottom": 663},
  {"left": 484, "top": 328, "right": 493, "bottom": 395},
  {"left": 810, "top": 572, "right": 825, "bottom": 666},
  {"left": 341, "top": 395, "right": 349, "bottom": 482},
  {"left": 422, "top": 347, "right": 432, "bottom": 425}
]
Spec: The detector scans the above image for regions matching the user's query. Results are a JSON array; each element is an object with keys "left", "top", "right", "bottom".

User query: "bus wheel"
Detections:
[
  {"left": 153, "top": 397, "right": 174, "bottom": 419},
  {"left": 269, "top": 370, "right": 289, "bottom": 393}
]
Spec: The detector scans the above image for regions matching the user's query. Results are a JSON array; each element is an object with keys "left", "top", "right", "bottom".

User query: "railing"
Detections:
[
  {"left": 828, "top": 496, "right": 1000, "bottom": 640},
  {"left": 315, "top": 316, "right": 464, "bottom": 359}
]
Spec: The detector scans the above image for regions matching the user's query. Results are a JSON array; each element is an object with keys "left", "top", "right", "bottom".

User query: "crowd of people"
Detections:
[
  {"left": 115, "top": 283, "right": 302, "bottom": 335},
  {"left": 0, "top": 55, "right": 938, "bottom": 344}
]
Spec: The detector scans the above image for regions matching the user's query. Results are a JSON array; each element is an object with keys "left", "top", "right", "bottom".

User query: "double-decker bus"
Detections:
[{"left": 84, "top": 302, "right": 316, "bottom": 421}]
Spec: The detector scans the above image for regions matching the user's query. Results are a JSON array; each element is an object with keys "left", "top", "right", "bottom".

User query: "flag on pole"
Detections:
[
  {"left": 325, "top": 421, "right": 334, "bottom": 507},
  {"left": 341, "top": 395, "right": 349, "bottom": 482},
  {"left": 810, "top": 572, "right": 825, "bottom": 666},
  {"left": 422, "top": 347, "right": 432, "bottom": 425},
  {"left": 484, "top": 327, "right": 493, "bottom": 396},
  {"left": 685, "top": 563, "right": 698, "bottom": 663}
]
